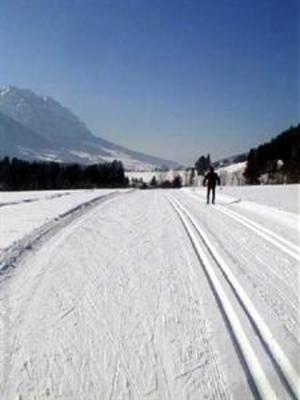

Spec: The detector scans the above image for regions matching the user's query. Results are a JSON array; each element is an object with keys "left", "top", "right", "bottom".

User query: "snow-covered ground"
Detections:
[
  {"left": 219, "top": 184, "right": 299, "bottom": 214},
  {"left": 189, "top": 184, "right": 299, "bottom": 214},
  {"left": 0, "top": 189, "right": 126, "bottom": 254},
  {"left": 0, "top": 187, "right": 299, "bottom": 399}
]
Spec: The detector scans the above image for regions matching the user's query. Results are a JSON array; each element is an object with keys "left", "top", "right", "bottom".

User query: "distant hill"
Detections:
[
  {"left": 244, "top": 124, "right": 300, "bottom": 184},
  {"left": 213, "top": 125, "right": 300, "bottom": 185},
  {"left": 0, "top": 86, "right": 179, "bottom": 171},
  {"left": 213, "top": 153, "right": 248, "bottom": 169}
]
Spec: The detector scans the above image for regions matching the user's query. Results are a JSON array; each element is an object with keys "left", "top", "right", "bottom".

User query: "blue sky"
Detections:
[{"left": 0, "top": 0, "right": 298, "bottom": 164}]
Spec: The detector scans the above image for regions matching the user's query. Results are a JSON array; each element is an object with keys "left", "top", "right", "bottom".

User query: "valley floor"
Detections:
[{"left": 0, "top": 188, "right": 299, "bottom": 399}]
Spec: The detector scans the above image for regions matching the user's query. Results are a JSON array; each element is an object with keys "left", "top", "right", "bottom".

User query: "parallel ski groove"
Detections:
[
  {"left": 167, "top": 195, "right": 277, "bottom": 400},
  {"left": 186, "top": 191, "right": 299, "bottom": 261},
  {"left": 168, "top": 195, "right": 300, "bottom": 400},
  {"left": 215, "top": 206, "right": 300, "bottom": 261}
]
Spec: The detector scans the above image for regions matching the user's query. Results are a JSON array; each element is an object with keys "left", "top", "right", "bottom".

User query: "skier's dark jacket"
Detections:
[{"left": 203, "top": 171, "right": 220, "bottom": 187}]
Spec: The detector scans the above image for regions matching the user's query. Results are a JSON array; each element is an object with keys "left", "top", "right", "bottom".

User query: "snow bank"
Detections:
[
  {"left": 219, "top": 184, "right": 299, "bottom": 214},
  {"left": 0, "top": 189, "right": 121, "bottom": 253},
  {"left": 216, "top": 162, "right": 246, "bottom": 186}
]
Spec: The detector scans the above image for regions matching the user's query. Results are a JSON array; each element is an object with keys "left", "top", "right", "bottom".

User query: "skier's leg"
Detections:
[
  {"left": 212, "top": 186, "right": 216, "bottom": 204},
  {"left": 207, "top": 186, "right": 210, "bottom": 204}
]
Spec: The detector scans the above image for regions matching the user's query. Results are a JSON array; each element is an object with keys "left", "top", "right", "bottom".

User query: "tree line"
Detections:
[
  {"left": 195, "top": 154, "right": 211, "bottom": 175},
  {"left": 149, "top": 175, "right": 182, "bottom": 188},
  {"left": 131, "top": 175, "right": 182, "bottom": 189},
  {"left": 193, "top": 125, "right": 300, "bottom": 185},
  {"left": 244, "top": 124, "right": 300, "bottom": 184},
  {"left": 0, "top": 157, "right": 128, "bottom": 190}
]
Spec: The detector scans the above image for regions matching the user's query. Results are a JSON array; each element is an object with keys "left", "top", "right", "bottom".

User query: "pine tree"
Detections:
[
  {"left": 195, "top": 154, "right": 211, "bottom": 175},
  {"left": 172, "top": 175, "right": 182, "bottom": 188},
  {"left": 244, "top": 149, "right": 260, "bottom": 184},
  {"left": 150, "top": 176, "right": 157, "bottom": 186}
]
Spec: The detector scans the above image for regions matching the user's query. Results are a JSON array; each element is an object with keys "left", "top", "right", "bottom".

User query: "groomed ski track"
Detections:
[{"left": 0, "top": 189, "right": 299, "bottom": 399}]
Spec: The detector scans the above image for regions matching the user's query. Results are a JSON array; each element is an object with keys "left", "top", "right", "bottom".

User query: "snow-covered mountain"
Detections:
[
  {"left": 0, "top": 86, "right": 179, "bottom": 170},
  {"left": 0, "top": 110, "right": 56, "bottom": 160}
]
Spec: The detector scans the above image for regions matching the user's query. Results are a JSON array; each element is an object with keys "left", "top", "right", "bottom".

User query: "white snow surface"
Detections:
[
  {"left": 215, "top": 184, "right": 299, "bottom": 214},
  {"left": 0, "top": 189, "right": 123, "bottom": 253},
  {"left": 0, "top": 187, "right": 299, "bottom": 399}
]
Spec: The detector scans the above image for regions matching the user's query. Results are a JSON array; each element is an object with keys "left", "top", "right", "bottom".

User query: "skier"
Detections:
[{"left": 203, "top": 166, "right": 221, "bottom": 204}]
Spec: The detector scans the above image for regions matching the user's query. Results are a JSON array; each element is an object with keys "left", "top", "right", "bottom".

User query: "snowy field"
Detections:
[
  {"left": 0, "top": 187, "right": 299, "bottom": 399},
  {"left": 217, "top": 184, "right": 299, "bottom": 214},
  {"left": 0, "top": 189, "right": 128, "bottom": 255}
]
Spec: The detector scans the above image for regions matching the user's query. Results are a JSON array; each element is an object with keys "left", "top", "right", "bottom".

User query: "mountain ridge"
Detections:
[
  {"left": 0, "top": 86, "right": 179, "bottom": 170},
  {"left": 0, "top": 110, "right": 56, "bottom": 160}
]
